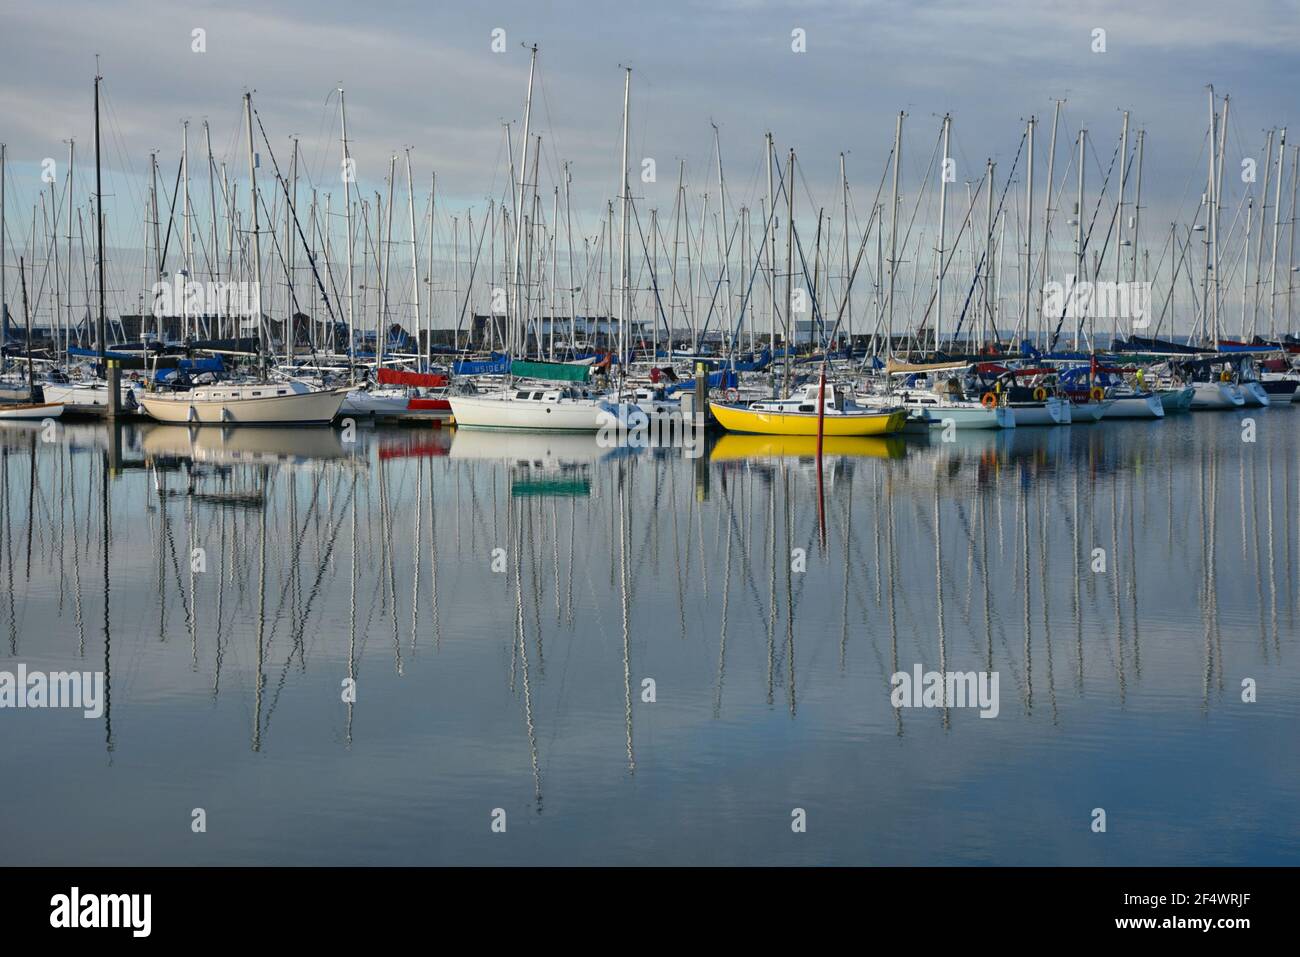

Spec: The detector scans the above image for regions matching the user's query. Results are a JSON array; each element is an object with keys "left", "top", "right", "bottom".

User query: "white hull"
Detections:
[
  {"left": 1069, "top": 400, "right": 1112, "bottom": 422},
  {"left": 449, "top": 392, "right": 641, "bottom": 431},
  {"left": 1190, "top": 382, "right": 1246, "bottom": 410},
  {"left": 922, "top": 405, "right": 1015, "bottom": 430},
  {"left": 41, "top": 380, "right": 137, "bottom": 407},
  {"left": 139, "top": 385, "right": 346, "bottom": 425},
  {"left": 0, "top": 402, "right": 64, "bottom": 420},
  {"left": 1009, "top": 397, "right": 1069, "bottom": 426},
  {"left": 1101, "top": 393, "right": 1164, "bottom": 419},
  {"left": 880, "top": 391, "right": 1015, "bottom": 429},
  {"left": 342, "top": 389, "right": 412, "bottom": 415},
  {"left": 1240, "top": 382, "right": 1270, "bottom": 407}
]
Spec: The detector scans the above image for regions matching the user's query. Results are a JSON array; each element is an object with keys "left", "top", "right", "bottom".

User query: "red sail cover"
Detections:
[{"left": 377, "top": 368, "right": 448, "bottom": 387}]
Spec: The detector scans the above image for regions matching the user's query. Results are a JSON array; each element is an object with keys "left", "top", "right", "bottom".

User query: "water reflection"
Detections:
[{"left": 0, "top": 410, "right": 1296, "bottom": 865}]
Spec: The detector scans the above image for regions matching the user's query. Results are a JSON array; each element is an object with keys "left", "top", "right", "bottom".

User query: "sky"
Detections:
[{"left": 2, "top": 0, "right": 1299, "bottom": 334}]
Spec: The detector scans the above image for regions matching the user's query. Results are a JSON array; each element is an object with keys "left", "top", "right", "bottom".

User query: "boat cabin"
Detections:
[{"left": 750, "top": 383, "right": 853, "bottom": 415}]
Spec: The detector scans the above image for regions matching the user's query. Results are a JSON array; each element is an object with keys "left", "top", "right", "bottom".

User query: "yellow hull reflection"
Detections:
[{"left": 711, "top": 433, "right": 905, "bottom": 461}]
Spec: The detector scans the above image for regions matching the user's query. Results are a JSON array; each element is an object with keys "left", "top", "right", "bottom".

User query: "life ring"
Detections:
[
  {"left": 724, "top": 388, "right": 740, "bottom": 403},
  {"left": 1219, "top": 370, "right": 1232, "bottom": 383},
  {"left": 980, "top": 392, "right": 997, "bottom": 409},
  {"left": 1089, "top": 386, "right": 1104, "bottom": 402},
  {"left": 1032, "top": 386, "right": 1048, "bottom": 401}
]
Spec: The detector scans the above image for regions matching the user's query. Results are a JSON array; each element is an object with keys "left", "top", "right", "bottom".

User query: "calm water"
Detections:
[{"left": 1, "top": 408, "right": 1298, "bottom": 866}]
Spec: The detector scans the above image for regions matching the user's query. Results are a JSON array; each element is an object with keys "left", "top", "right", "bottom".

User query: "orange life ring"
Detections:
[
  {"left": 980, "top": 392, "right": 997, "bottom": 409},
  {"left": 725, "top": 388, "right": 740, "bottom": 403},
  {"left": 1032, "top": 386, "right": 1048, "bottom": 401},
  {"left": 1089, "top": 386, "right": 1104, "bottom": 402}
]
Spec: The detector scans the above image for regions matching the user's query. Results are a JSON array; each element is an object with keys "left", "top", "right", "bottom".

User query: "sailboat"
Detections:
[
  {"left": 140, "top": 92, "right": 347, "bottom": 427},
  {"left": 449, "top": 359, "right": 643, "bottom": 431},
  {"left": 710, "top": 381, "right": 907, "bottom": 436}
]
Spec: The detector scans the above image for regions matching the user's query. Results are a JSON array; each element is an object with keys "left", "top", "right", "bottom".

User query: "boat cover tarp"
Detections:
[
  {"left": 377, "top": 368, "right": 448, "bottom": 387},
  {"left": 885, "top": 357, "right": 970, "bottom": 375},
  {"left": 663, "top": 369, "right": 737, "bottom": 395},
  {"left": 154, "top": 357, "right": 224, "bottom": 382},
  {"left": 510, "top": 359, "right": 592, "bottom": 383},
  {"left": 453, "top": 353, "right": 510, "bottom": 376}
]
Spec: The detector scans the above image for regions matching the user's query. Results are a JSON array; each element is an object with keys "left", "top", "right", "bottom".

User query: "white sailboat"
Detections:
[
  {"left": 138, "top": 380, "right": 347, "bottom": 424},
  {"left": 141, "top": 93, "right": 346, "bottom": 428}
]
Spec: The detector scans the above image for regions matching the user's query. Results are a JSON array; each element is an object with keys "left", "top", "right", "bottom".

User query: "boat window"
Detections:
[
  {"left": 516, "top": 391, "right": 529, "bottom": 400},
  {"left": 799, "top": 404, "right": 815, "bottom": 412},
  {"left": 278, "top": 390, "right": 287, "bottom": 396},
  {"left": 252, "top": 391, "right": 261, "bottom": 397}
]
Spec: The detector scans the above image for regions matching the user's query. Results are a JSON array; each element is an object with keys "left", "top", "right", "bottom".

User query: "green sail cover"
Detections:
[{"left": 510, "top": 359, "right": 593, "bottom": 383}]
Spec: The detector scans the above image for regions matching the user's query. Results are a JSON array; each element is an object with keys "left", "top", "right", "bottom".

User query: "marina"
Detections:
[{"left": 1, "top": 1, "right": 1298, "bottom": 894}]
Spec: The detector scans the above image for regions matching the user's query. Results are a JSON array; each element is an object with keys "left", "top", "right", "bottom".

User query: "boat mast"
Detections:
[
  {"left": 784, "top": 147, "right": 795, "bottom": 395},
  {"left": 841, "top": 151, "right": 851, "bottom": 349},
  {"left": 564, "top": 162, "right": 575, "bottom": 358},
  {"left": 339, "top": 86, "right": 355, "bottom": 368},
  {"left": 512, "top": 44, "right": 538, "bottom": 360},
  {"left": 1114, "top": 111, "right": 1128, "bottom": 346},
  {"left": 1269, "top": 128, "right": 1287, "bottom": 339},
  {"left": 1074, "top": 128, "right": 1085, "bottom": 352},
  {"left": 618, "top": 66, "right": 631, "bottom": 376},
  {"left": 204, "top": 122, "right": 220, "bottom": 340},
  {"left": 766, "top": 132, "right": 776, "bottom": 391},
  {"left": 887, "top": 112, "right": 902, "bottom": 359},
  {"left": 936, "top": 117, "right": 950, "bottom": 353},
  {"left": 713, "top": 122, "right": 732, "bottom": 357},
  {"left": 1289, "top": 146, "right": 1298, "bottom": 337},
  {"left": 1214, "top": 93, "right": 1230, "bottom": 347},
  {"left": 382, "top": 154, "right": 395, "bottom": 365},
  {"left": 549, "top": 187, "right": 558, "bottom": 359},
  {"left": 1131, "top": 128, "right": 1145, "bottom": 289},
  {"left": 243, "top": 92, "right": 266, "bottom": 369},
  {"left": 94, "top": 72, "right": 106, "bottom": 364},
  {"left": 1040, "top": 100, "right": 1062, "bottom": 347},
  {"left": 65, "top": 139, "right": 74, "bottom": 358},
  {"left": 405, "top": 149, "right": 420, "bottom": 367},
  {"left": 1022, "top": 115, "right": 1034, "bottom": 349},
  {"left": 1252, "top": 129, "right": 1275, "bottom": 339}
]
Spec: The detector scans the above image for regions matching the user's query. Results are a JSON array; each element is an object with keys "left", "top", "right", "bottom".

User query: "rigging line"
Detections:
[
  {"left": 950, "top": 129, "right": 1028, "bottom": 346},
  {"left": 1046, "top": 131, "right": 1122, "bottom": 352}
]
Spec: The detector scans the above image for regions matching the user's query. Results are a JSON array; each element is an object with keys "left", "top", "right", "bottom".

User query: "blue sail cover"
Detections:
[
  {"left": 153, "top": 356, "right": 224, "bottom": 382},
  {"left": 663, "top": 370, "right": 738, "bottom": 395},
  {"left": 453, "top": 353, "right": 511, "bottom": 375}
]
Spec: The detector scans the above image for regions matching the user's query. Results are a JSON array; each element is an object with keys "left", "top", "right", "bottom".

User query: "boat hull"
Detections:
[
  {"left": 1240, "top": 381, "right": 1271, "bottom": 407},
  {"left": 449, "top": 394, "right": 631, "bottom": 431},
  {"left": 0, "top": 402, "right": 64, "bottom": 420},
  {"left": 1190, "top": 382, "right": 1246, "bottom": 409},
  {"left": 1008, "top": 398, "right": 1069, "bottom": 426},
  {"left": 139, "top": 387, "right": 346, "bottom": 425},
  {"left": 1101, "top": 393, "right": 1164, "bottom": 419},
  {"left": 1157, "top": 387, "right": 1195, "bottom": 414},
  {"left": 708, "top": 401, "right": 907, "bottom": 436},
  {"left": 917, "top": 405, "right": 1015, "bottom": 430}
]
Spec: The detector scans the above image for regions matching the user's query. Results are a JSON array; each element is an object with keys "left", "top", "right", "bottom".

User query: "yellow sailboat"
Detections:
[{"left": 709, "top": 383, "right": 907, "bottom": 436}]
